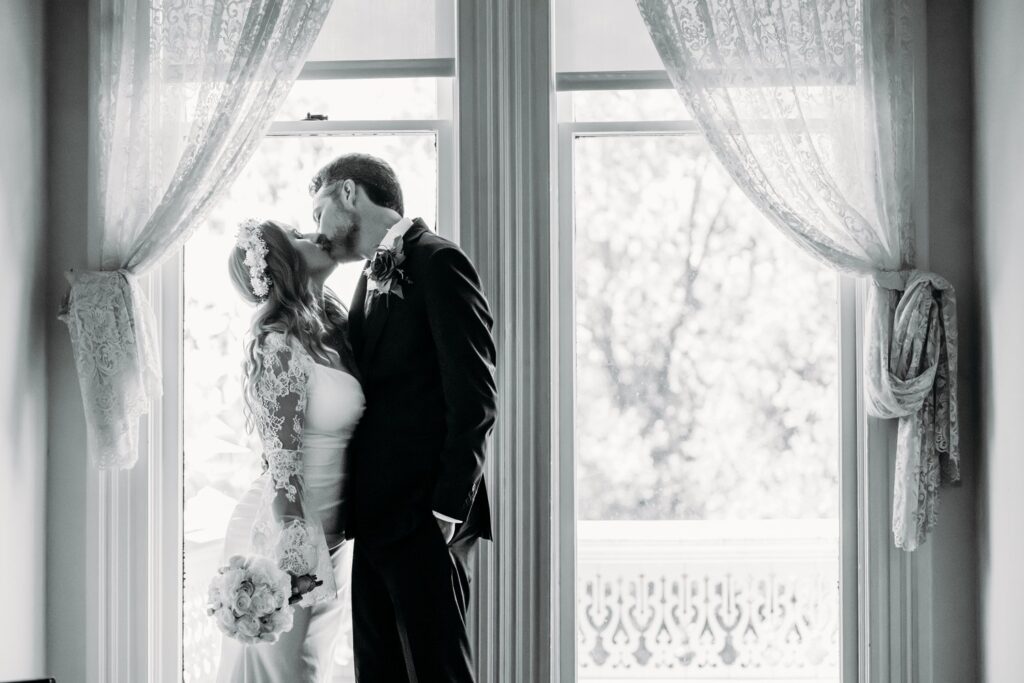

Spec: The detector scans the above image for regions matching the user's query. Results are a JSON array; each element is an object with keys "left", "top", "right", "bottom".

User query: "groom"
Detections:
[{"left": 310, "top": 153, "right": 497, "bottom": 682}]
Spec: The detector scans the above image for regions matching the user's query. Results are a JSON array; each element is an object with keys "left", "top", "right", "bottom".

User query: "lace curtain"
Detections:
[
  {"left": 636, "top": 0, "right": 957, "bottom": 550},
  {"left": 60, "top": 0, "right": 333, "bottom": 469}
]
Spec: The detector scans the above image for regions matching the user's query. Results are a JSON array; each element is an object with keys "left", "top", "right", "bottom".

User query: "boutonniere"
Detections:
[{"left": 365, "top": 236, "right": 412, "bottom": 302}]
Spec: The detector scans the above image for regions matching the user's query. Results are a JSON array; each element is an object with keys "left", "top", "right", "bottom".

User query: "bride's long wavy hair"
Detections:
[{"left": 228, "top": 219, "right": 354, "bottom": 430}]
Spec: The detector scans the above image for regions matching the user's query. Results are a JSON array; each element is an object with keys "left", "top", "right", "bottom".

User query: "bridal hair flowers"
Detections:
[{"left": 236, "top": 219, "right": 272, "bottom": 300}]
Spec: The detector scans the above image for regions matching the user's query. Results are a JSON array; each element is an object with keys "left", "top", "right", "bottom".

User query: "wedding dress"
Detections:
[{"left": 217, "top": 332, "right": 365, "bottom": 682}]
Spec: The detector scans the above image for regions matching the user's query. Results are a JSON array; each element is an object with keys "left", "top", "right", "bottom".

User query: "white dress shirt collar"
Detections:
[{"left": 376, "top": 216, "right": 414, "bottom": 252}]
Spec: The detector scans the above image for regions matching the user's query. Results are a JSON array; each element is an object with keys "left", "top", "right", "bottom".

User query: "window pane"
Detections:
[
  {"left": 183, "top": 134, "right": 437, "bottom": 683},
  {"left": 307, "top": 0, "right": 454, "bottom": 62},
  {"left": 573, "top": 133, "right": 840, "bottom": 680},
  {"left": 571, "top": 89, "right": 691, "bottom": 122},
  {"left": 278, "top": 78, "right": 445, "bottom": 122},
  {"left": 555, "top": 0, "right": 664, "bottom": 73}
]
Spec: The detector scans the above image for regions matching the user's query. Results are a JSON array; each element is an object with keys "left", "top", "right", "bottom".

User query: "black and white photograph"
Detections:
[{"left": 0, "top": 0, "right": 1018, "bottom": 681}]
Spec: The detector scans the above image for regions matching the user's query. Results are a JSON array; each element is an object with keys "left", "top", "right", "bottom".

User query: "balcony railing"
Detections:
[
  {"left": 184, "top": 507, "right": 839, "bottom": 682},
  {"left": 576, "top": 519, "right": 840, "bottom": 681}
]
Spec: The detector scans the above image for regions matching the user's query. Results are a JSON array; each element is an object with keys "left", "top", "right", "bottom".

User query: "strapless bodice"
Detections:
[
  {"left": 300, "top": 363, "right": 364, "bottom": 544},
  {"left": 303, "top": 363, "right": 364, "bottom": 446}
]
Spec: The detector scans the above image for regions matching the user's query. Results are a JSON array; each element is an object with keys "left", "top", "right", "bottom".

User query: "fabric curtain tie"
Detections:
[
  {"left": 872, "top": 267, "right": 951, "bottom": 294},
  {"left": 865, "top": 267, "right": 959, "bottom": 551},
  {"left": 60, "top": 268, "right": 161, "bottom": 469},
  {"left": 872, "top": 268, "right": 914, "bottom": 291},
  {"left": 866, "top": 267, "right": 956, "bottom": 418}
]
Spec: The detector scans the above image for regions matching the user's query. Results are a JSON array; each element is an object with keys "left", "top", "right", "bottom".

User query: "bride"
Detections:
[{"left": 217, "top": 218, "right": 364, "bottom": 682}]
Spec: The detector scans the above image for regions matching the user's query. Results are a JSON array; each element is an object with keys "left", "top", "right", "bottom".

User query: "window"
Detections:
[
  {"left": 180, "top": 84, "right": 450, "bottom": 682},
  {"left": 558, "top": 90, "right": 851, "bottom": 681},
  {"left": 172, "top": 4, "right": 456, "bottom": 681},
  {"left": 181, "top": 110, "right": 445, "bottom": 683},
  {"left": 554, "top": 2, "right": 860, "bottom": 680}
]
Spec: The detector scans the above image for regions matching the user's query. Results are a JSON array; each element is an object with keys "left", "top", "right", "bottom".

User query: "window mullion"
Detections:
[{"left": 457, "top": 1, "right": 555, "bottom": 681}]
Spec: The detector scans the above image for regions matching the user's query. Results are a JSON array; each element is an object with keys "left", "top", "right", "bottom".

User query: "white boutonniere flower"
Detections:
[{"left": 365, "top": 235, "right": 411, "bottom": 303}]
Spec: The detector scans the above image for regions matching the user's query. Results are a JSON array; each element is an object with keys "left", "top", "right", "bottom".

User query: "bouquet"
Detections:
[{"left": 206, "top": 554, "right": 320, "bottom": 644}]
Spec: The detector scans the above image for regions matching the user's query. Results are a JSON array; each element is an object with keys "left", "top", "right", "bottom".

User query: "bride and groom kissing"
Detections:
[{"left": 215, "top": 153, "right": 496, "bottom": 682}]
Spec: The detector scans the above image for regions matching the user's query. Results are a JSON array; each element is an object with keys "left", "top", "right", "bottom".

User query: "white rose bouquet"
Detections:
[{"left": 206, "top": 554, "right": 320, "bottom": 644}]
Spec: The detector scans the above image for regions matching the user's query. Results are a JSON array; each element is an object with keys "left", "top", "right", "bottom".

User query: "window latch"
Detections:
[{"left": 303, "top": 112, "right": 328, "bottom": 121}]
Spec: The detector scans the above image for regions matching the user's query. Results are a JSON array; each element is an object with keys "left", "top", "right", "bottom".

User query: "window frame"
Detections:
[{"left": 552, "top": 83, "right": 909, "bottom": 683}]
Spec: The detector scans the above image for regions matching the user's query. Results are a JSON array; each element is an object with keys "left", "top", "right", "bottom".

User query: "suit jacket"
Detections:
[{"left": 345, "top": 218, "right": 496, "bottom": 544}]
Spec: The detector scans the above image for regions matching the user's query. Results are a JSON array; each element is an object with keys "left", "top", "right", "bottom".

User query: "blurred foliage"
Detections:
[{"left": 574, "top": 134, "right": 839, "bottom": 521}]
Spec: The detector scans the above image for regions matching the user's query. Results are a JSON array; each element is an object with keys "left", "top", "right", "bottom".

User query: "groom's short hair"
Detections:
[{"left": 309, "top": 153, "right": 404, "bottom": 216}]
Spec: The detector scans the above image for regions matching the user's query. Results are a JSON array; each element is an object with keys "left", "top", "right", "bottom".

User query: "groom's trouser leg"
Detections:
[
  {"left": 354, "top": 519, "right": 476, "bottom": 683},
  {"left": 352, "top": 540, "right": 409, "bottom": 682}
]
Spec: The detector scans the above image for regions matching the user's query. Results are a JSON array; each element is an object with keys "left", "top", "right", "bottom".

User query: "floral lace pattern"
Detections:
[
  {"left": 867, "top": 273, "right": 959, "bottom": 550},
  {"left": 637, "top": 0, "right": 957, "bottom": 549},
  {"left": 66, "top": 0, "right": 333, "bottom": 470},
  {"left": 248, "top": 333, "right": 336, "bottom": 607},
  {"left": 59, "top": 270, "right": 161, "bottom": 468},
  {"left": 266, "top": 450, "right": 303, "bottom": 503}
]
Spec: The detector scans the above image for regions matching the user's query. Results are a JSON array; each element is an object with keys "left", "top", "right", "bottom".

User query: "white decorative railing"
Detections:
[
  {"left": 577, "top": 520, "right": 841, "bottom": 681},
  {"left": 184, "top": 519, "right": 839, "bottom": 682}
]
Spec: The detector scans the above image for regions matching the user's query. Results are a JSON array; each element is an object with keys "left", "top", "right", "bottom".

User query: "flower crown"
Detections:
[{"left": 236, "top": 219, "right": 272, "bottom": 300}]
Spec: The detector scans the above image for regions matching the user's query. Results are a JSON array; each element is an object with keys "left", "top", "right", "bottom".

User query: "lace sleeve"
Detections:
[
  {"left": 248, "top": 333, "right": 336, "bottom": 606},
  {"left": 254, "top": 335, "right": 309, "bottom": 504}
]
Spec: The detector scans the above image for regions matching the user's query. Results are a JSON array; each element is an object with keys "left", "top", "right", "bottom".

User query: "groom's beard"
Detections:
[{"left": 326, "top": 216, "right": 362, "bottom": 263}]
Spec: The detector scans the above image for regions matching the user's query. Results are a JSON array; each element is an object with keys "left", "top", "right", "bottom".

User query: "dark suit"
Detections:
[{"left": 346, "top": 218, "right": 496, "bottom": 682}]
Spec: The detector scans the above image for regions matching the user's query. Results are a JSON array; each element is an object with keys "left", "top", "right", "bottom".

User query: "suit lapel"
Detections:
[
  {"left": 358, "top": 219, "right": 429, "bottom": 370},
  {"left": 360, "top": 291, "right": 391, "bottom": 369},
  {"left": 350, "top": 267, "right": 369, "bottom": 360}
]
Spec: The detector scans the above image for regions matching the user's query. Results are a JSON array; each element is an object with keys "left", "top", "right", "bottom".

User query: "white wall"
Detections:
[
  {"left": 975, "top": 0, "right": 1024, "bottom": 680},
  {"left": 0, "top": 0, "right": 48, "bottom": 678},
  {"left": 45, "top": 0, "right": 92, "bottom": 680},
  {"left": 924, "top": 1, "right": 981, "bottom": 680}
]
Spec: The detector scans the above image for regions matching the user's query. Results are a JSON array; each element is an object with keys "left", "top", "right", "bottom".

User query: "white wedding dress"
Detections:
[{"left": 217, "top": 332, "right": 365, "bottom": 683}]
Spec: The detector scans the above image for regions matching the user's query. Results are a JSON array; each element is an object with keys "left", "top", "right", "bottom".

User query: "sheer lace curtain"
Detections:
[
  {"left": 636, "top": 0, "right": 957, "bottom": 550},
  {"left": 60, "top": 0, "right": 333, "bottom": 470}
]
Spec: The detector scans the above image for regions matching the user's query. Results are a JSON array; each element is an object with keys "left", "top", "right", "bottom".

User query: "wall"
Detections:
[
  {"left": 45, "top": 0, "right": 92, "bottom": 680},
  {"left": 924, "top": 0, "right": 981, "bottom": 681},
  {"left": 975, "top": 0, "right": 1024, "bottom": 680},
  {"left": 0, "top": 1, "right": 48, "bottom": 678}
]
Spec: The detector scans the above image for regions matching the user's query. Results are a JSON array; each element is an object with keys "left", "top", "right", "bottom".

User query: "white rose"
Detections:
[
  {"left": 250, "top": 587, "right": 278, "bottom": 615},
  {"left": 236, "top": 615, "right": 260, "bottom": 639},
  {"left": 216, "top": 608, "right": 237, "bottom": 632},
  {"left": 231, "top": 591, "right": 252, "bottom": 614},
  {"left": 219, "top": 569, "right": 245, "bottom": 598},
  {"left": 271, "top": 606, "right": 294, "bottom": 634},
  {"left": 247, "top": 556, "right": 282, "bottom": 586}
]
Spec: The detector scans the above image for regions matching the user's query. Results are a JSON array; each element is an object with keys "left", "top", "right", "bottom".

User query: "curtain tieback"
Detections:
[
  {"left": 59, "top": 268, "right": 161, "bottom": 469},
  {"left": 872, "top": 268, "right": 954, "bottom": 295},
  {"left": 872, "top": 268, "right": 914, "bottom": 291}
]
